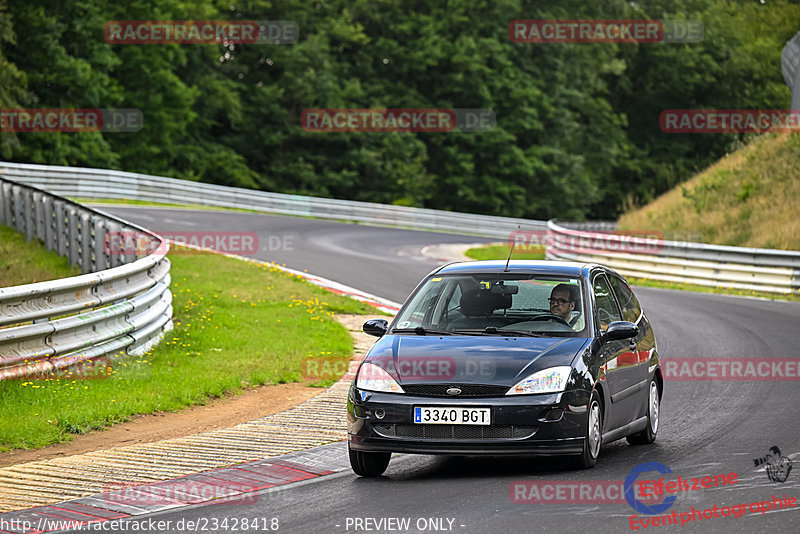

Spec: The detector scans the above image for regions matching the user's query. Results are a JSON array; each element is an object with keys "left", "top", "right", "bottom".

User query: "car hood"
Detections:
[{"left": 364, "top": 335, "right": 590, "bottom": 386}]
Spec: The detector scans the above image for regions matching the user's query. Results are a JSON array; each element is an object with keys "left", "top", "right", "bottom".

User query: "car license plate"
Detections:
[{"left": 413, "top": 407, "right": 491, "bottom": 425}]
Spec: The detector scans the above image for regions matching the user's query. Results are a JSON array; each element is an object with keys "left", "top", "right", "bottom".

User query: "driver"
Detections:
[{"left": 549, "top": 284, "right": 581, "bottom": 328}]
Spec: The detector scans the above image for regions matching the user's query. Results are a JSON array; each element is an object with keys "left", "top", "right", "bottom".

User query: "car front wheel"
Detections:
[
  {"left": 573, "top": 391, "right": 602, "bottom": 469},
  {"left": 349, "top": 443, "right": 391, "bottom": 477}
]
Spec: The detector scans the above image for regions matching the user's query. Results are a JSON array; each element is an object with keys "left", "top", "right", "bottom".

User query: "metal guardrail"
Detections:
[
  {"left": 0, "top": 177, "right": 173, "bottom": 380},
  {"left": 546, "top": 220, "right": 800, "bottom": 294},
  {"left": 2, "top": 160, "right": 797, "bottom": 339},
  {"left": 0, "top": 162, "right": 547, "bottom": 239}
]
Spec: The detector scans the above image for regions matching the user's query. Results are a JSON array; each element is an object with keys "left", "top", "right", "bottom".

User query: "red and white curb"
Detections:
[{"left": 275, "top": 262, "right": 401, "bottom": 314}]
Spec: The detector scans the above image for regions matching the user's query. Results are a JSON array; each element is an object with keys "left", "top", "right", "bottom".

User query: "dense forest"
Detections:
[{"left": 0, "top": 0, "right": 798, "bottom": 220}]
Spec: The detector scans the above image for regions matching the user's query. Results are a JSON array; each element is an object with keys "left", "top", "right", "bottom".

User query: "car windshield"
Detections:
[{"left": 392, "top": 274, "right": 587, "bottom": 336}]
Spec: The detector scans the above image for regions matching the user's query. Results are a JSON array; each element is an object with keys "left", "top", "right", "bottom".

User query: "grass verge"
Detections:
[
  {"left": 619, "top": 133, "right": 800, "bottom": 250},
  {"left": 463, "top": 239, "right": 799, "bottom": 301},
  {"left": 464, "top": 243, "right": 545, "bottom": 261},
  {"left": 0, "top": 250, "right": 380, "bottom": 451},
  {"left": 0, "top": 226, "right": 81, "bottom": 286},
  {"left": 617, "top": 133, "right": 800, "bottom": 299},
  {"left": 627, "top": 276, "right": 800, "bottom": 302}
]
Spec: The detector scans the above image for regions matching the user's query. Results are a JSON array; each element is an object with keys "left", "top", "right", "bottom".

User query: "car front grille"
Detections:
[
  {"left": 402, "top": 384, "right": 510, "bottom": 397},
  {"left": 373, "top": 424, "right": 537, "bottom": 440}
]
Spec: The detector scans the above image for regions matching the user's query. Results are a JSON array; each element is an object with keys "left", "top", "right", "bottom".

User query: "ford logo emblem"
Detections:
[{"left": 446, "top": 387, "right": 462, "bottom": 396}]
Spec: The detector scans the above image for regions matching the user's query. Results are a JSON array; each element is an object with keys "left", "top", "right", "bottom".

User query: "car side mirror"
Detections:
[
  {"left": 603, "top": 321, "right": 639, "bottom": 341},
  {"left": 363, "top": 319, "right": 389, "bottom": 337}
]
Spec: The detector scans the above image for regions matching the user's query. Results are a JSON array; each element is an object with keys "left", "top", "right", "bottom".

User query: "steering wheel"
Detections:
[{"left": 530, "top": 314, "right": 571, "bottom": 327}]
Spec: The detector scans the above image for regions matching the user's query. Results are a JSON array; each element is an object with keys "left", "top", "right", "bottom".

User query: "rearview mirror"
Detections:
[
  {"left": 603, "top": 321, "right": 639, "bottom": 341},
  {"left": 363, "top": 319, "right": 388, "bottom": 337},
  {"left": 490, "top": 281, "right": 519, "bottom": 295}
]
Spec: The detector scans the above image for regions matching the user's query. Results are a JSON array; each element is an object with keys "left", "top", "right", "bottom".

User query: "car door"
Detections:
[
  {"left": 592, "top": 272, "right": 638, "bottom": 432},
  {"left": 608, "top": 273, "right": 654, "bottom": 419}
]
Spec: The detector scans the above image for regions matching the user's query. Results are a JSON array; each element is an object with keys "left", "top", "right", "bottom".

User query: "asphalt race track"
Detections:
[
  {"left": 98, "top": 206, "right": 490, "bottom": 303},
  {"left": 76, "top": 206, "right": 800, "bottom": 534}
]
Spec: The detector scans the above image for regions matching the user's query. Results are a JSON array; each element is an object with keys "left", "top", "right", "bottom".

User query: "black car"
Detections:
[{"left": 347, "top": 260, "right": 662, "bottom": 476}]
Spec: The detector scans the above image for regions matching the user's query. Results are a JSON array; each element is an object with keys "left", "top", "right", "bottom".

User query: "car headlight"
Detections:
[
  {"left": 506, "top": 366, "right": 572, "bottom": 395},
  {"left": 356, "top": 362, "right": 405, "bottom": 394}
]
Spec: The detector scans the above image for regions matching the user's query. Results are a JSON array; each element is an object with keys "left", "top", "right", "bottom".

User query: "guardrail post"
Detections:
[
  {"left": 92, "top": 215, "right": 108, "bottom": 272},
  {"left": 107, "top": 221, "right": 123, "bottom": 268},
  {"left": 44, "top": 196, "right": 57, "bottom": 253},
  {"left": 34, "top": 191, "right": 46, "bottom": 242},
  {"left": 67, "top": 207, "right": 80, "bottom": 267},
  {"left": 15, "top": 186, "right": 26, "bottom": 236},
  {"left": 12, "top": 186, "right": 23, "bottom": 233},
  {"left": 80, "top": 212, "right": 92, "bottom": 273},
  {"left": 0, "top": 181, "right": 10, "bottom": 225},
  {"left": 55, "top": 200, "right": 68, "bottom": 257},
  {"left": 24, "top": 188, "right": 36, "bottom": 241}
]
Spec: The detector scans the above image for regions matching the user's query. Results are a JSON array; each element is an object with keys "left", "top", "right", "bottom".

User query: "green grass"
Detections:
[
  {"left": 617, "top": 133, "right": 800, "bottom": 299},
  {"left": 627, "top": 276, "right": 800, "bottom": 302},
  {"left": 620, "top": 133, "right": 800, "bottom": 250},
  {"left": 463, "top": 237, "right": 800, "bottom": 301},
  {"left": 464, "top": 243, "right": 546, "bottom": 261},
  {"left": 0, "top": 225, "right": 81, "bottom": 286},
  {"left": 0, "top": 251, "right": 379, "bottom": 451}
]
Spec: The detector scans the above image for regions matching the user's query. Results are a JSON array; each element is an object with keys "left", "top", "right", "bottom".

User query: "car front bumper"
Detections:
[{"left": 347, "top": 385, "right": 591, "bottom": 455}]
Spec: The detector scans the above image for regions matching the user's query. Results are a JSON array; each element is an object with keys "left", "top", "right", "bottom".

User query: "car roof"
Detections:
[{"left": 435, "top": 260, "right": 596, "bottom": 277}]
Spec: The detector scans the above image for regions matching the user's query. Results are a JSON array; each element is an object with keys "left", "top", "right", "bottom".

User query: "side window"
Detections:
[
  {"left": 609, "top": 275, "right": 642, "bottom": 323},
  {"left": 592, "top": 274, "right": 622, "bottom": 330}
]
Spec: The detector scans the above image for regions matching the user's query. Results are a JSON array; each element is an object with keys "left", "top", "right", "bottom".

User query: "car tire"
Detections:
[
  {"left": 627, "top": 378, "right": 659, "bottom": 445},
  {"left": 572, "top": 391, "right": 602, "bottom": 469},
  {"left": 349, "top": 443, "right": 391, "bottom": 477}
]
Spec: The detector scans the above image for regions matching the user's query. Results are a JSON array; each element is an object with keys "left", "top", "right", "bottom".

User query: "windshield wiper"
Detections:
[
  {"left": 391, "top": 326, "right": 452, "bottom": 335},
  {"left": 451, "top": 327, "right": 545, "bottom": 337},
  {"left": 497, "top": 330, "right": 547, "bottom": 337}
]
